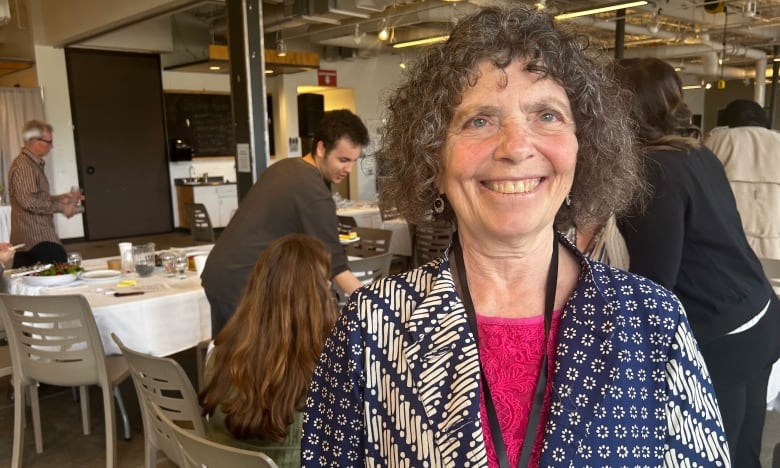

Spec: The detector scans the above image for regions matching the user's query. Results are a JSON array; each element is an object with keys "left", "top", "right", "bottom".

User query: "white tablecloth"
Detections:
[
  {"left": 0, "top": 205, "right": 10, "bottom": 243},
  {"left": 338, "top": 203, "right": 412, "bottom": 257},
  {"left": 4, "top": 247, "right": 213, "bottom": 357}
]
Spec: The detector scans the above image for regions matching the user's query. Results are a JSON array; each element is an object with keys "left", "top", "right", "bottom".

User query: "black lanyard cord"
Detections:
[{"left": 453, "top": 232, "right": 559, "bottom": 468}]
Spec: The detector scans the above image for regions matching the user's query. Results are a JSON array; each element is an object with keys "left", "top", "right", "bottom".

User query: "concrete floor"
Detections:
[{"left": 0, "top": 346, "right": 197, "bottom": 467}]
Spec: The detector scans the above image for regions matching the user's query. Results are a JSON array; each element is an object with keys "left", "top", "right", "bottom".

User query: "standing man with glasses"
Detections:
[{"left": 8, "top": 120, "right": 84, "bottom": 267}]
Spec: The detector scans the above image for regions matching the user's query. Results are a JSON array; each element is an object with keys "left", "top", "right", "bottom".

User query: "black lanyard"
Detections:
[{"left": 452, "top": 232, "right": 559, "bottom": 468}]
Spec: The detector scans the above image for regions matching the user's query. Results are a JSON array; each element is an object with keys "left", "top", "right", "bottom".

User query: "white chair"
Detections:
[
  {"left": 149, "top": 402, "right": 278, "bottom": 468},
  {"left": 759, "top": 257, "right": 780, "bottom": 293},
  {"left": 0, "top": 294, "right": 131, "bottom": 468},
  {"left": 112, "top": 333, "right": 206, "bottom": 468}
]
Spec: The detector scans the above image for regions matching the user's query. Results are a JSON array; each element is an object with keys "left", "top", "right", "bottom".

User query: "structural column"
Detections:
[{"left": 226, "top": 0, "right": 269, "bottom": 200}]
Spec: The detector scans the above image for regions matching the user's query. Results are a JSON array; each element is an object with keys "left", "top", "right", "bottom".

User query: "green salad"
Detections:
[{"left": 33, "top": 262, "right": 83, "bottom": 276}]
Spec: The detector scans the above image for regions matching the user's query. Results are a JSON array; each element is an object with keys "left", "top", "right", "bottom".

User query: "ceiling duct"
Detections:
[
  {"left": 306, "top": 2, "right": 476, "bottom": 49},
  {"left": 263, "top": 0, "right": 378, "bottom": 33},
  {"left": 263, "top": 0, "right": 339, "bottom": 33},
  {"left": 312, "top": 0, "right": 371, "bottom": 20}
]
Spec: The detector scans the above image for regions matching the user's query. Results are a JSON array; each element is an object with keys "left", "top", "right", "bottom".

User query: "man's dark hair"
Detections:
[
  {"left": 312, "top": 109, "right": 369, "bottom": 153},
  {"left": 719, "top": 99, "right": 769, "bottom": 129}
]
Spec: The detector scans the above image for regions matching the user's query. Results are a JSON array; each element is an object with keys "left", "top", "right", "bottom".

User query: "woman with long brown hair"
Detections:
[
  {"left": 200, "top": 233, "right": 337, "bottom": 467},
  {"left": 615, "top": 57, "right": 780, "bottom": 468}
]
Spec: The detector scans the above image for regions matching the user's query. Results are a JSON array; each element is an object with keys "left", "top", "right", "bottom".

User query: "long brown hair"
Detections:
[
  {"left": 199, "top": 234, "right": 337, "bottom": 441},
  {"left": 613, "top": 57, "right": 702, "bottom": 151}
]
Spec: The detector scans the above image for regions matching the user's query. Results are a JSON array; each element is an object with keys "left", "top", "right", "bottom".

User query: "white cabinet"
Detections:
[
  {"left": 216, "top": 185, "right": 238, "bottom": 227},
  {"left": 190, "top": 184, "right": 237, "bottom": 228}
]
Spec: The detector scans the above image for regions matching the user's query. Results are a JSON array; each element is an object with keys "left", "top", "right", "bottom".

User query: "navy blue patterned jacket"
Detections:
[{"left": 303, "top": 240, "right": 730, "bottom": 467}]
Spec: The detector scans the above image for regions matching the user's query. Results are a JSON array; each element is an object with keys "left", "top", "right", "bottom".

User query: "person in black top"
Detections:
[{"left": 614, "top": 57, "right": 780, "bottom": 468}]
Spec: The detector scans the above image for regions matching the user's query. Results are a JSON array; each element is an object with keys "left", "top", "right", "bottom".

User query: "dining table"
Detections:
[
  {"left": 337, "top": 201, "right": 412, "bottom": 257},
  {"left": 2, "top": 245, "right": 213, "bottom": 357}
]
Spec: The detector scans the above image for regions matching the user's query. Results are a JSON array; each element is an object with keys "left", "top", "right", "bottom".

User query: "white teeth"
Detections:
[{"left": 487, "top": 179, "right": 540, "bottom": 194}]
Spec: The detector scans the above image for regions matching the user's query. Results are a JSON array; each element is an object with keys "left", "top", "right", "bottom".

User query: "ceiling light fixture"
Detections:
[
  {"left": 276, "top": 32, "right": 287, "bottom": 57},
  {"left": 378, "top": 18, "right": 389, "bottom": 41},
  {"left": 209, "top": 65, "right": 221, "bottom": 71},
  {"left": 647, "top": 9, "right": 660, "bottom": 33},
  {"left": 354, "top": 24, "right": 366, "bottom": 45},
  {"left": 392, "top": 35, "right": 450, "bottom": 49},
  {"left": 555, "top": 1, "right": 650, "bottom": 20},
  {"left": 743, "top": 0, "right": 757, "bottom": 17}
]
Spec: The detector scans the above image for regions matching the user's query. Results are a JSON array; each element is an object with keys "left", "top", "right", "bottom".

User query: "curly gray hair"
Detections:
[{"left": 377, "top": 4, "right": 645, "bottom": 229}]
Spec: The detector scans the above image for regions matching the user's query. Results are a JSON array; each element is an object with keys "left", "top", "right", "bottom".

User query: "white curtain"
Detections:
[{"left": 0, "top": 87, "right": 45, "bottom": 203}]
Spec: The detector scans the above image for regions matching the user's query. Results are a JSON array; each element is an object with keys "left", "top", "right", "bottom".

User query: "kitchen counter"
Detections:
[{"left": 174, "top": 177, "right": 236, "bottom": 186}]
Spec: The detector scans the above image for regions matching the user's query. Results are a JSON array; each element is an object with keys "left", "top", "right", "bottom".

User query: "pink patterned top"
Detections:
[{"left": 476, "top": 311, "right": 562, "bottom": 468}]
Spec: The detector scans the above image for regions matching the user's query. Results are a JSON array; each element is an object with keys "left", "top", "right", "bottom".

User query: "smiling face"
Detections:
[
  {"left": 314, "top": 137, "right": 362, "bottom": 184},
  {"left": 441, "top": 59, "right": 578, "bottom": 248}
]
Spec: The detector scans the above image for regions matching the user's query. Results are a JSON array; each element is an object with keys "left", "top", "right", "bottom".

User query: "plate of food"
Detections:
[
  {"left": 23, "top": 263, "right": 82, "bottom": 287},
  {"left": 79, "top": 269, "right": 122, "bottom": 283},
  {"left": 339, "top": 232, "right": 360, "bottom": 245}
]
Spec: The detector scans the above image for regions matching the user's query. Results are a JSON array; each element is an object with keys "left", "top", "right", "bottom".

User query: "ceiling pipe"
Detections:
[{"left": 577, "top": 16, "right": 767, "bottom": 104}]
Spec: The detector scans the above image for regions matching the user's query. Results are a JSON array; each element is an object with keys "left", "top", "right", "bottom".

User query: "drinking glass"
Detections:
[
  {"left": 159, "top": 251, "right": 176, "bottom": 277},
  {"left": 71, "top": 186, "right": 84, "bottom": 206},
  {"left": 174, "top": 251, "right": 189, "bottom": 278},
  {"left": 132, "top": 242, "right": 156, "bottom": 277},
  {"left": 67, "top": 251, "right": 82, "bottom": 267}
]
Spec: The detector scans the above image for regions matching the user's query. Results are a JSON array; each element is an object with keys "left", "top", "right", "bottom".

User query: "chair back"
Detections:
[
  {"left": 378, "top": 202, "right": 401, "bottom": 221},
  {"left": 413, "top": 218, "right": 455, "bottom": 267},
  {"left": 112, "top": 333, "right": 206, "bottom": 465},
  {"left": 188, "top": 202, "right": 216, "bottom": 244},
  {"left": 759, "top": 257, "right": 780, "bottom": 293},
  {"left": 0, "top": 294, "right": 108, "bottom": 387},
  {"left": 349, "top": 252, "right": 392, "bottom": 285},
  {"left": 346, "top": 227, "right": 393, "bottom": 257},
  {"left": 150, "top": 403, "right": 278, "bottom": 468},
  {"left": 0, "top": 319, "right": 10, "bottom": 379},
  {"left": 337, "top": 215, "right": 357, "bottom": 233}
]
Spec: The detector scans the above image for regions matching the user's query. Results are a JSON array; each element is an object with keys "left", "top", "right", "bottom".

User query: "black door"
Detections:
[{"left": 66, "top": 48, "right": 172, "bottom": 240}]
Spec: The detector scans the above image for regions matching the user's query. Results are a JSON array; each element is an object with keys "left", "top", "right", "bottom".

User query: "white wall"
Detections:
[{"left": 29, "top": 47, "right": 406, "bottom": 238}]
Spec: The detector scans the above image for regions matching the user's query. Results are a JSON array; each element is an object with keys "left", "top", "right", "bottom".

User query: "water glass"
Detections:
[
  {"left": 67, "top": 251, "right": 82, "bottom": 267},
  {"left": 71, "top": 185, "right": 83, "bottom": 206},
  {"left": 159, "top": 251, "right": 176, "bottom": 277},
  {"left": 173, "top": 251, "right": 189, "bottom": 278}
]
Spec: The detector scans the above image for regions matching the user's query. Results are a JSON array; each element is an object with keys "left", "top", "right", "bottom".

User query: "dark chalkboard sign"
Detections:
[{"left": 164, "top": 92, "right": 235, "bottom": 157}]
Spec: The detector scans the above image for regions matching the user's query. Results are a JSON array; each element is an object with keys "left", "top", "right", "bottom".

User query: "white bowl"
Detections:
[{"left": 23, "top": 273, "right": 78, "bottom": 287}]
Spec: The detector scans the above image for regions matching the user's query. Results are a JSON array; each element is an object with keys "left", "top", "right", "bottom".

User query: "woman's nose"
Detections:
[{"left": 496, "top": 122, "right": 534, "bottom": 161}]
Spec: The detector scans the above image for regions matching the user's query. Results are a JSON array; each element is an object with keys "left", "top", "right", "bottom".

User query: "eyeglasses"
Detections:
[{"left": 36, "top": 138, "right": 53, "bottom": 145}]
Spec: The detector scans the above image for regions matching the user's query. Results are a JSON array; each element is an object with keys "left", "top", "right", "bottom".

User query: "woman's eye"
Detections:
[
  {"left": 540, "top": 112, "right": 558, "bottom": 122},
  {"left": 469, "top": 117, "right": 488, "bottom": 128}
]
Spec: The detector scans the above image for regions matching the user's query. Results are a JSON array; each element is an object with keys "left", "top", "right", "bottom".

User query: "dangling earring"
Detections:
[
  {"left": 565, "top": 193, "right": 572, "bottom": 207},
  {"left": 433, "top": 195, "right": 445, "bottom": 214}
]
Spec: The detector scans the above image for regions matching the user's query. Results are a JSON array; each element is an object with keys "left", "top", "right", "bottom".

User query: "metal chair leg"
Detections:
[{"left": 113, "top": 386, "right": 131, "bottom": 440}]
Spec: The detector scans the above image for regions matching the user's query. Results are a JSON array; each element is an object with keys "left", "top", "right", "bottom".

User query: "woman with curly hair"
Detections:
[
  {"left": 200, "top": 233, "right": 337, "bottom": 467},
  {"left": 615, "top": 57, "right": 780, "bottom": 468},
  {"left": 303, "top": 5, "right": 728, "bottom": 467}
]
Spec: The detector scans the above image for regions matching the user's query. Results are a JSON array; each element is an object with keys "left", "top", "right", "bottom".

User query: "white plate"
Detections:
[
  {"left": 23, "top": 273, "right": 78, "bottom": 287},
  {"left": 80, "top": 269, "right": 122, "bottom": 283},
  {"left": 340, "top": 236, "right": 361, "bottom": 245}
]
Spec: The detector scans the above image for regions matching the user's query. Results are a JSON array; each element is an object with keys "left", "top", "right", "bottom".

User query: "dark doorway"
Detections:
[{"left": 66, "top": 48, "right": 172, "bottom": 240}]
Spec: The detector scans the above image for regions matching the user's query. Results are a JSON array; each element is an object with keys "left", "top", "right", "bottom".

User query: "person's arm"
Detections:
[
  {"left": 333, "top": 269, "right": 362, "bottom": 296},
  {"left": 663, "top": 301, "right": 730, "bottom": 464},
  {"left": 302, "top": 308, "right": 366, "bottom": 466},
  {"left": 619, "top": 156, "right": 686, "bottom": 288}
]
